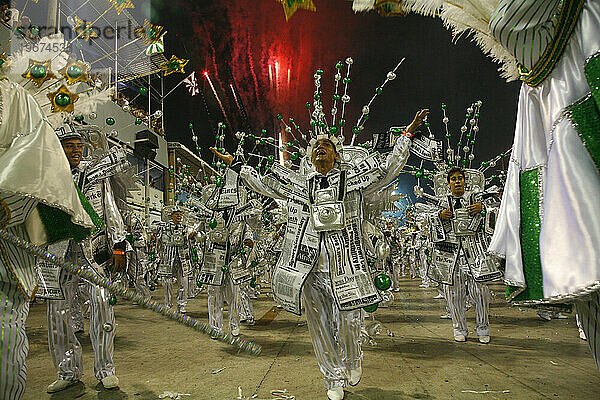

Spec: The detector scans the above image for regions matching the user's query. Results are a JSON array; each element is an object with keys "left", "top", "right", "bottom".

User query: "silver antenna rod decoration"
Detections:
[{"left": 351, "top": 57, "right": 405, "bottom": 146}]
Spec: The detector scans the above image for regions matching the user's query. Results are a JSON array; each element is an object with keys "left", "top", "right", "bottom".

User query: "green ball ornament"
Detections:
[
  {"left": 55, "top": 93, "right": 72, "bottom": 107},
  {"left": 106, "top": 117, "right": 115, "bottom": 126},
  {"left": 376, "top": 87, "right": 383, "bottom": 94},
  {"left": 363, "top": 303, "right": 378, "bottom": 313},
  {"left": 329, "top": 126, "right": 338, "bottom": 135},
  {"left": 135, "top": 117, "right": 142, "bottom": 125},
  {"left": 139, "top": 87, "right": 148, "bottom": 96},
  {"left": 276, "top": 114, "right": 283, "bottom": 120},
  {"left": 30, "top": 64, "right": 47, "bottom": 79},
  {"left": 215, "top": 176, "right": 223, "bottom": 187},
  {"left": 374, "top": 273, "right": 392, "bottom": 291},
  {"left": 335, "top": 62, "right": 343, "bottom": 70},
  {"left": 109, "top": 296, "right": 117, "bottom": 306},
  {"left": 209, "top": 218, "right": 218, "bottom": 229},
  {"left": 316, "top": 68, "right": 324, "bottom": 76},
  {"left": 149, "top": 285, "right": 156, "bottom": 291},
  {"left": 66, "top": 64, "right": 83, "bottom": 78},
  {"left": 29, "top": 25, "right": 40, "bottom": 36},
  {"left": 352, "top": 126, "right": 360, "bottom": 135},
  {"left": 415, "top": 170, "right": 424, "bottom": 178},
  {"left": 250, "top": 277, "right": 257, "bottom": 288},
  {"left": 197, "top": 281, "right": 203, "bottom": 288},
  {"left": 291, "top": 152, "right": 299, "bottom": 161},
  {"left": 221, "top": 265, "right": 228, "bottom": 272},
  {"left": 267, "top": 155, "right": 274, "bottom": 164}
]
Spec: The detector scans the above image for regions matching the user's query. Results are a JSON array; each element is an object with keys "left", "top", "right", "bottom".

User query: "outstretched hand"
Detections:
[
  {"left": 210, "top": 147, "right": 234, "bottom": 166},
  {"left": 406, "top": 109, "right": 430, "bottom": 134}
]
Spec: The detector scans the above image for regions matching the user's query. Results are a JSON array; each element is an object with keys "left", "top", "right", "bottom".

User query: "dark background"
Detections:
[{"left": 153, "top": 0, "right": 519, "bottom": 175}]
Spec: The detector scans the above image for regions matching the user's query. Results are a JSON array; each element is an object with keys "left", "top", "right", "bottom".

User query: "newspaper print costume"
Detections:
[
  {"left": 237, "top": 135, "right": 412, "bottom": 390},
  {"left": 45, "top": 153, "right": 128, "bottom": 383}
]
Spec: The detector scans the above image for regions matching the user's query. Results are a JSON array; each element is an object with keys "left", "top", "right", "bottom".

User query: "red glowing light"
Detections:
[{"left": 203, "top": 71, "right": 209, "bottom": 77}]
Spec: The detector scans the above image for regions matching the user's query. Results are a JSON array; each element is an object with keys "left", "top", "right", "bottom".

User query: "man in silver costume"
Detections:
[
  {"left": 212, "top": 109, "right": 427, "bottom": 400},
  {"left": 197, "top": 176, "right": 258, "bottom": 338},
  {"left": 155, "top": 207, "right": 197, "bottom": 313},
  {"left": 429, "top": 167, "right": 502, "bottom": 344},
  {"left": 45, "top": 124, "right": 128, "bottom": 393}
]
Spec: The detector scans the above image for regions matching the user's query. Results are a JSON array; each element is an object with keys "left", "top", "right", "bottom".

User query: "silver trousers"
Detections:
[
  {"left": 302, "top": 271, "right": 363, "bottom": 390},
  {"left": 443, "top": 266, "right": 490, "bottom": 337},
  {"left": 207, "top": 272, "right": 240, "bottom": 333},
  {"left": 163, "top": 260, "right": 188, "bottom": 310},
  {"left": 239, "top": 284, "right": 255, "bottom": 323},
  {"left": 575, "top": 291, "right": 600, "bottom": 371},
  {"left": 0, "top": 282, "right": 29, "bottom": 400},
  {"left": 47, "top": 275, "right": 116, "bottom": 381}
]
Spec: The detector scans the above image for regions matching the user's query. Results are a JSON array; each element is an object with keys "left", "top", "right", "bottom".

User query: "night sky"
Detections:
[{"left": 154, "top": 0, "right": 520, "bottom": 172}]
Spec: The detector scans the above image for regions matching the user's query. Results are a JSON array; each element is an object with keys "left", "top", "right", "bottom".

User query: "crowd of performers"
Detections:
[
  {"left": 1, "top": 0, "right": 600, "bottom": 398},
  {"left": 3, "top": 109, "right": 590, "bottom": 400}
]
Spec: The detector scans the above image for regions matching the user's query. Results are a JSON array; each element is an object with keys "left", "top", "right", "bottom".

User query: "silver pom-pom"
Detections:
[
  {"left": 331, "top": 107, "right": 337, "bottom": 115},
  {"left": 442, "top": 117, "right": 449, "bottom": 124},
  {"left": 473, "top": 126, "right": 479, "bottom": 132},
  {"left": 341, "top": 94, "right": 350, "bottom": 103},
  {"left": 460, "top": 126, "right": 467, "bottom": 133},
  {"left": 489, "top": 160, "right": 496, "bottom": 167},
  {"left": 463, "top": 146, "right": 470, "bottom": 153},
  {"left": 469, "top": 119, "right": 476, "bottom": 126},
  {"left": 362, "top": 105, "right": 370, "bottom": 115},
  {"left": 446, "top": 148, "right": 453, "bottom": 155},
  {"left": 476, "top": 100, "right": 483, "bottom": 107},
  {"left": 468, "top": 154, "right": 475, "bottom": 160},
  {"left": 345, "top": 57, "right": 353, "bottom": 65},
  {"left": 467, "top": 107, "right": 474, "bottom": 114},
  {"left": 285, "top": 126, "right": 292, "bottom": 133},
  {"left": 89, "top": 112, "right": 97, "bottom": 120},
  {"left": 122, "top": 105, "right": 130, "bottom": 112},
  {"left": 387, "top": 71, "right": 396, "bottom": 80},
  {"left": 192, "top": 135, "right": 198, "bottom": 142},
  {"left": 334, "top": 73, "right": 341, "bottom": 81}
]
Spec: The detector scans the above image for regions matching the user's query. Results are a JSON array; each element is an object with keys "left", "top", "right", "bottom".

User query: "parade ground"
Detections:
[{"left": 23, "top": 278, "right": 599, "bottom": 400}]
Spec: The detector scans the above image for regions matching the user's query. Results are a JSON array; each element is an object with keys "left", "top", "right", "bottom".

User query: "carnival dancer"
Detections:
[
  {"left": 45, "top": 124, "right": 128, "bottom": 393},
  {"left": 124, "top": 212, "right": 151, "bottom": 301},
  {"left": 212, "top": 107, "right": 428, "bottom": 400},
  {"left": 0, "top": 82, "right": 95, "bottom": 400},
  {"left": 155, "top": 207, "right": 197, "bottom": 313},
  {"left": 198, "top": 176, "right": 258, "bottom": 338},
  {"left": 429, "top": 167, "right": 502, "bottom": 343}
]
